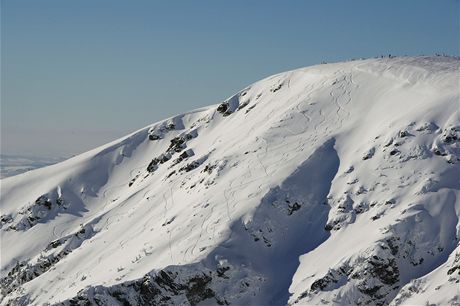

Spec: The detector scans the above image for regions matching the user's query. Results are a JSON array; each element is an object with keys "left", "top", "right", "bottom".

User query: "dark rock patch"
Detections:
[
  {"left": 57, "top": 266, "right": 237, "bottom": 306},
  {"left": 271, "top": 84, "right": 283, "bottom": 93},
  {"left": 287, "top": 202, "right": 301, "bottom": 215},
  {"left": 171, "top": 150, "right": 194, "bottom": 167},
  {"left": 217, "top": 102, "right": 233, "bottom": 117},
  {"left": 179, "top": 161, "right": 201, "bottom": 173},
  {"left": 389, "top": 149, "right": 400, "bottom": 156},
  {"left": 245, "top": 104, "right": 257, "bottom": 114},
  {"left": 202, "top": 164, "right": 217, "bottom": 174}
]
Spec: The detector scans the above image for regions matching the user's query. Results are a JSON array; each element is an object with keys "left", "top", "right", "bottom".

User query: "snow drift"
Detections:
[{"left": 1, "top": 56, "right": 459, "bottom": 305}]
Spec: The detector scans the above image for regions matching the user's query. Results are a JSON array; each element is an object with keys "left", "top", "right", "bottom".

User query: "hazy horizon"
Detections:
[{"left": 2, "top": 0, "right": 459, "bottom": 159}]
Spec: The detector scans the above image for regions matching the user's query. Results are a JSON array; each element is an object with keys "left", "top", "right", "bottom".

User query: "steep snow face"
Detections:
[{"left": 1, "top": 56, "right": 459, "bottom": 306}]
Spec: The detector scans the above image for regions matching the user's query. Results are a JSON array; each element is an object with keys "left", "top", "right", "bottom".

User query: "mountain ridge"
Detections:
[{"left": 1, "top": 56, "right": 459, "bottom": 305}]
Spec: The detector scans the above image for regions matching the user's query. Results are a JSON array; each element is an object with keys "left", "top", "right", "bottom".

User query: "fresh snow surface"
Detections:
[{"left": 1, "top": 56, "right": 459, "bottom": 306}]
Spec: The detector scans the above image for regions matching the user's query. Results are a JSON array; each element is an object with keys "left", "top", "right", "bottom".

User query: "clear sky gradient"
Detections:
[{"left": 1, "top": 0, "right": 459, "bottom": 158}]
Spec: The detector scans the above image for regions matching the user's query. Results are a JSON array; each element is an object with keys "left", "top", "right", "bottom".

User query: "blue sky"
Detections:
[{"left": 1, "top": 0, "right": 459, "bottom": 157}]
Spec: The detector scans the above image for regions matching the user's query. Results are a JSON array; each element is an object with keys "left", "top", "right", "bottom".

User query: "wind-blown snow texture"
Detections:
[{"left": 1, "top": 56, "right": 459, "bottom": 306}]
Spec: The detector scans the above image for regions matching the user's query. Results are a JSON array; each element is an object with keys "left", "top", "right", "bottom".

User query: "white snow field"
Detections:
[{"left": 1, "top": 56, "right": 459, "bottom": 306}]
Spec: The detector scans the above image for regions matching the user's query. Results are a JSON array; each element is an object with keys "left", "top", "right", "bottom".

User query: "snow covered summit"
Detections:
[{"left": 1, "top": 56, "right": 459, "bottom": 305}]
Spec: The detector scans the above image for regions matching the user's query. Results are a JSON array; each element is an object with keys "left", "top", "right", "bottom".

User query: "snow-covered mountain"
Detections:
[{"left": 1, "top": 56, "right": 459, "bottom": 306}]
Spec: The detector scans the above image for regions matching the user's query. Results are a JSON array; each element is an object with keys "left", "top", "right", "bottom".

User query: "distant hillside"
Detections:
[{"left": 0, "top": 155, "right": 64, "bottom": 179}]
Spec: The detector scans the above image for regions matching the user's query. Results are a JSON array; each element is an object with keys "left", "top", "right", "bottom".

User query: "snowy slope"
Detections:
[{"left": 1, "top": 56, "right": 459, "bottom": 306}]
